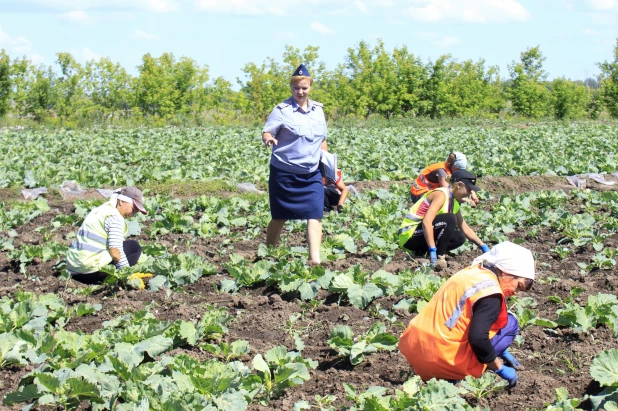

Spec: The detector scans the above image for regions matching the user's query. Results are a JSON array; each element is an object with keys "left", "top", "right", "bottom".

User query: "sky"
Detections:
[{"left": 0, "top": 0, "right": 616, "bottom": 87}]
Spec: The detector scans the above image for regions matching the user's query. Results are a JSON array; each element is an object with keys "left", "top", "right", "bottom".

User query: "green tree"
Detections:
[
  {"left": 343, "top": 39, "right": 398, "bottom": 118},
  {"left": 0, "top": 49, "right": 10, "bottom": 117},
  {"left": 550, "top": 77, "right": 589, "bottom": 119},
  {"left": 83, "top": 57, "right": 135, "bottom": 120},
  {"left": 448, "top": 59, "right": 504, "bottom": 117},
  {"left": 507, "top": 46, "right": 551, "bottom": 118},
  {"left": 25, "top": 64, "right": 58, "bottom": 121},
  {"left": 55, "top": 52, "right": 85, "bottom": 119},
  {"left": 598, "top": 38, "right": 618, "bottom": 118},
  {"left": 391, "top": 46, "right": 430, "bottom": 117},
  {"left": 9, "top": 57, "right": 32, "bottom": 117},
  {"left": 237, "top": 45, "right": 324, "bottom": 120},
  {"left": 424, "top": 54, "right": 456, "bottom": 118}
]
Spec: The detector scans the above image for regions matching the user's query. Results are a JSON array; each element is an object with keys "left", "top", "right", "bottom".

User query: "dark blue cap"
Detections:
[{"left": 292, "top": 64, "right": 310, "bottom": 77}]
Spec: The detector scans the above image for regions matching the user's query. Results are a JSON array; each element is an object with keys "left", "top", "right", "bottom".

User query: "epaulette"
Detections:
[
  {"left": 277, "top": 102, "right": 291, "bottom": 109},
  {"left": 312, "top": 100, "right": 323, "bottom": 107}
]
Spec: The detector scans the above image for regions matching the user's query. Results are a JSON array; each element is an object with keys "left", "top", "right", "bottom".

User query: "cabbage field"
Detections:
[{"left": 1, "top": 123, "right": 618, "bottom": 411}]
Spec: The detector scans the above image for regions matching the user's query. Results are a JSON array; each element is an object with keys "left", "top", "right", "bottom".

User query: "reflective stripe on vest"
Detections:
[
  {"left": 70, "top": 240, "right": 106, "bottom": 253},
  {"left": 398, "top": 187, "right": 460, "bottom": 246},
  {"left": 75, "top": 229, "right": 107, "bottom": 246},
  {"left": 444, "top": 279, "right": 500, "bottom": 329}
]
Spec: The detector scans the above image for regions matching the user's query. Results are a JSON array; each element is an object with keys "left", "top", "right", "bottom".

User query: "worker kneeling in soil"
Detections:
[
  {"left": 65, "top": 187, "right": 147, "bottom": 284},
  {"left": 323, "top": 168, "right": 350, "bottom": 213},
  {"left": 399, "top": 241, "right": 535, "bottom": 388},
  {"left": 398, "top": 169, "right": 489, "bottom": 270},
  {"left": 409, "top": 152, "right": 479, "bottom": 206}
]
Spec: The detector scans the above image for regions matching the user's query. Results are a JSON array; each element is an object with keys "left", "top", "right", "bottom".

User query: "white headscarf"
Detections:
[
  {"left": 107, "top": 189, "right": 133, "bottom": 209},
  {"left": 472, "top": 241, "right": 535, "bottom": 280},
  {"left": 452, "top": 152, "right": 468, "bottom": 170}
]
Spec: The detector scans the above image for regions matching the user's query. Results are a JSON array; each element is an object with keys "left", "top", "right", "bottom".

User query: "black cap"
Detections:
[
  {"left": 292, "top": 64, "right": 310, "bottom": 77},
  {"left": 451, "top": 170, "right": 480, "bottom": 191}
]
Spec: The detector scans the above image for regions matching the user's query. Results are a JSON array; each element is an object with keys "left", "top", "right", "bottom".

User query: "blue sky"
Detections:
[{"left": 0, "top": 0, "right": 616, "bottom": 87}]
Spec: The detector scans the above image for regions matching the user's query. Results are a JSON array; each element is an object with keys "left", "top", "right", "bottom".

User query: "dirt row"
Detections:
[{"left": 1, "top": 176, "right": 618, "bottom": 410}]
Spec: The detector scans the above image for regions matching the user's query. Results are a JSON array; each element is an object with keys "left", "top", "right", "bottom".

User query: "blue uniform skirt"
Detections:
[{"left": 269, "top": 164, "right": 324, "bottom": 220}]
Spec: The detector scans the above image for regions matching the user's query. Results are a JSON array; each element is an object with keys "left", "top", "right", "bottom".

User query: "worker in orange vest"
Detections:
[
  {"left": 399, "top": 242, "right": 535, "bottom": 388},
  {"left": 409, "top": 152, "right": 479, "bottom": 206}
]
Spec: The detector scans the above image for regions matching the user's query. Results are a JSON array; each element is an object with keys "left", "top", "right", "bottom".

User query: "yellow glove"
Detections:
[{"left": 127, "top": 273, "right": 154, "bottom": 290}]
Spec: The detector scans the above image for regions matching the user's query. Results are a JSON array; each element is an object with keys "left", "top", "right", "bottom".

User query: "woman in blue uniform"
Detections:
[{"left": 261, "top": 64, "right": 328, "bottom": 263}]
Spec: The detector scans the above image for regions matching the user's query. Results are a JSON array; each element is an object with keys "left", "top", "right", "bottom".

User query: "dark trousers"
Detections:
[
  {"left": 72, "top": 240, "right": 142, "bottom": 285},
  {"left": 491, "top": 313, "right": 519, "bottom": 355},
  {"left": 403, "top": 213, "right": 466, "bottom": 256},
  {"left": 324, "top": 189, "right": 341, "bottom": 212}
]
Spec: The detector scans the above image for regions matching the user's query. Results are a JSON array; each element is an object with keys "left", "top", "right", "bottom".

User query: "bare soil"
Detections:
[{"left": 1, "top": 175, "right": 618, "bottom": 410}]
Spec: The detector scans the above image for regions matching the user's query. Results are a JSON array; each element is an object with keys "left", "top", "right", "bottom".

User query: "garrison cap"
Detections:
[{"left": 292, "top": 64, "right": 310, "bottom": 77}]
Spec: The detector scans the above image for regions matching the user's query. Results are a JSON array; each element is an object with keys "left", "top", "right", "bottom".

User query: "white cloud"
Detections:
[
  {"left": 415, "top": 31, "right": 460, "bottom": 47},
  {"left": 554, "top": 0, "right": 575, "bottom": 9},
  {"left": 415, "top": 31, "right": 437, "bottom": 39},
  {"left": 355, "top": 1, "right": 369, "bottom": 13},
  {"left": 588, "top": 12, "right": 617, "bottom": 24},
  {"left": 587, "top": 0, "right": 618, "bottom": 10},
  {"left": 406, "top": 0, "right": 530, "bottom": 23},
  {"left": 132, "top": 29, "right": 160, "bottom": 40},
  {"left": 29, "top": 53, "right": 47, "bottom": 65},
  {"left": 62, "top": 10, "right": 93, "bottom": 24},
  {"left": 310, "top": 21, "right": 336, "bottom": 35},
  {"left": 433, "top": 36, "right": 461, "bottom": 48},
  {"left": 0, "top": 25, "right": 47, "bottom": 64},
  {"left": 194, "top": 0, "right": 287, "bottom": 15},
  {"left": 22, "top": 0, "right": 181, "bottom": 12},
  {"left": 276, "top": 31, "right": 296, "bottom": 40},
  {"left": 582, "top": 28, "right": 600, "bottom": 35},
  {"left": 69, "top": 47, "right": 102, "bottom": 62},
  {"left": 0, "top": 25, "right": 32, "bottom": 53}
]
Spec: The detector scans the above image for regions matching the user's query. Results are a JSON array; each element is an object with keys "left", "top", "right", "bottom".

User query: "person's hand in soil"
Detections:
[
  {"left": 494, "top": 364, "right": 518, "bottom": 388},
  {"left": 500, "top": 349, "right": 521, "bottom": 369}
]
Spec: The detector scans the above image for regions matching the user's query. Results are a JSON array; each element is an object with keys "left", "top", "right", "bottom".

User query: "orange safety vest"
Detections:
[
  {"left": 399, "top": 265, "right": 507, "bottom": 381},
  {"left": 410, "top": 162, "right": 453, "bottom": 196}
]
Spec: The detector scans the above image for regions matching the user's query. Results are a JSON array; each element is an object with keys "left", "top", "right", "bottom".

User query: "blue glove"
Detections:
[
  {"left": 494, "top": 364, "right": 518, "bottom": 388},
  {"left": 480, "top": 244, "right": 490, "bottom": 253},
  {"left": 500, "top": 350, "right": 520, "bottom": 369},
  {"left": 428, "top": 247, "right": 437, "bottom": 264}
]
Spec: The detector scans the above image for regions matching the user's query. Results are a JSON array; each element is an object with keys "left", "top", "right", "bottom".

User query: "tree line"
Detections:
[{"left": 1, "top": 39, "right": 618, "bottom": 127}]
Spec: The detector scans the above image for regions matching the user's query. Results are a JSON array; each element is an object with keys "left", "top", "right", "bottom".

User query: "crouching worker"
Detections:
[
  {"left": 399, "top": 241, "right": 535, "bottom": 388},
  {"left": 323, "top": 169, "right": 349, "bottom": 213},
  {"left": 409, "top": 152, "right": 479, "bottom": 206},
  {"left": 65, "top": 187, "right": 147, "bottom": 284},
  {"left": 398, "top": 170, "right": 489, "bottom": 270}
]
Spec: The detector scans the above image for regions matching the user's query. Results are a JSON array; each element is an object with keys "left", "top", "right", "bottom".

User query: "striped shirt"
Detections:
[{"left": 104, "top": 215, "right": 128, "bottom": 268}]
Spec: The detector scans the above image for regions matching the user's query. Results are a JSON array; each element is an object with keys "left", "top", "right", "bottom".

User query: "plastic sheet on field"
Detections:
[
  {"left": 237, "top": 183, "right": 265, "bottom": 194},
  {"left": 566, "top": 176, "right": 586, "bottom": 189},
  {"left": 347, "top": 184, "right": 359, "bottom": 196},
  {"left": 96, "top": 189, "right": 115, "bottom": 199},
  {"left": 584, "top": 173, "right": 616, "bottom": 185},
  {"left": 59, "top": 180, "right": 86, "bottom": 199},
  {"left": 566, "top": 173, "right": 617, "bottom": 189},
  {"left": 21, "top": 187, "right": 48, "bottom": 200}
]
